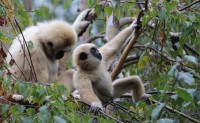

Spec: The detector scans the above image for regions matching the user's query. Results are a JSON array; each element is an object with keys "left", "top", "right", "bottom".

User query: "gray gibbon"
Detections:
[{"left": 72, "top": 22, "right": 149, "bottom": 111}]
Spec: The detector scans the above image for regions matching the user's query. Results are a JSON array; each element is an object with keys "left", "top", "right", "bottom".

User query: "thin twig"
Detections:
[
  {"left": 184, "top": 44, "right": 200, "bottom": 57},
  {"left": 99, "top": 110, "right": 124, "bottom": 123},
  {"left": 0, "top": 41, "right": 25, "bottom": 79},
  {"left": 179, "top": 0, "right": 200, "bottom": 11},
  {"left": 119, "top": 17, "right": 136, "bottom": 27},
  {"left": 0, "top": 96, "right": 39, "bottom": 108},
  {"left": 86, "top": 34, "right": 105, "bottom": 43},
  {"left": 77, "top": 101, "right": 124, "bottom": 123},
  {"left": 150, "top": 99, "right": 200, "bottom": 123},
  {"left": 14, "top": 19, "right": 38, "bottom": 82},
  {"left": 133, "top": 45, "right": 176, "bottom": 62}
]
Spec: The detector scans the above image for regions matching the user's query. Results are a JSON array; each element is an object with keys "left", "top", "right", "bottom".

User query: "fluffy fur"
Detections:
[
  {"left": 58, "top": 9, "right": 96, "bottom": 91},
  {"left": 73, "top": 43, "right": 146, "bottom": 110},
  {"left": 6, "top": 20, "right": 77, "bottom": 83}
]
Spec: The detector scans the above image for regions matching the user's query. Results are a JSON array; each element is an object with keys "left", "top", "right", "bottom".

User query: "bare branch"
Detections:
[
  {"left": 119, "top": 17, "right": 136, "bottom": 27},
  {"left": 111, "top": 10, "right": 144, "bottom": 80},
  {"left": 179, "top": 0, "right": 200, "bottom": 11},
  {"left": 150, "top": 99, "right": 200, "bottom": 123},
  {"left": 181, "top": 67, "right": 200, "bottom": 80},
  {"left": 121, "top": 94, "right": 200, "bottom": 123},
  {"left": 133, "top": 45, "right": 176, "bottom": 62},
  {"left": 86, "top": 34, "right": 105, "bottom": 43},
  {"left": 14, "top": 19, "right": 38, "bottom": 82}
]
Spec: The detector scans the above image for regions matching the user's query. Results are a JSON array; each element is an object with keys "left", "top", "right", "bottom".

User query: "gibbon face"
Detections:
[
  {"left": 73, "top": 43, "right": 102, "bottom": 70},
  {"left": 37, "top": 20, "right": 77, "bottom": 61}
]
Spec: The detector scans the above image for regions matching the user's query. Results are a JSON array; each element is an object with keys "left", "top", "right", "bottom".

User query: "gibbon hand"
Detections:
[{"left": 73, "top": 9, "right": 96, "bottom": 36}]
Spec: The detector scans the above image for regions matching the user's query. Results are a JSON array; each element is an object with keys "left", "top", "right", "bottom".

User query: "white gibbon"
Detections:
[
  {"left": 6, "top": 20, "right": 77, "bottom": 83},
  {"left": 72, "top": 22, "right": 148, "bottom": 111},
  {"left": 58, "top": 9, "right": 96, "bottom": 91}
]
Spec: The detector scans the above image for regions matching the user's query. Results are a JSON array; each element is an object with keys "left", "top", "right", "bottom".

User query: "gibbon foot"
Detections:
[{"left": 90, "top": 102, "right": 103, "bottom": 115}]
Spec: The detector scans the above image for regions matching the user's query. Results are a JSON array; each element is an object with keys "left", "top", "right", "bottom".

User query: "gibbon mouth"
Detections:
[{"left": 55, "top": 51, "right": 64, "bottom": 59}]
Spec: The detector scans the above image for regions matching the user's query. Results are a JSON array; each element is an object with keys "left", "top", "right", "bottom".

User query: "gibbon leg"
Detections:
[
  {"left": 57, "top": 69, "right": 75, "bottom": 92},
  {"left": 112, "top": 76, "right": 145, "bottom": 102}
]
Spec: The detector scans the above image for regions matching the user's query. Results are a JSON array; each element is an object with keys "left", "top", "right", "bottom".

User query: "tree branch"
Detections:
[
  {"left": 179, "top": 0, "right": 200, "bottom": 11},
  {"left": 85, "top": 34, "right": 105, "bottom": 43},
  {"left": 150, "top": 99, "right": 200, "bottom": 123},
  {"left": 111, "top": 10, "right": 144, "bottom": 80},
  {"left": 14, "top": 19, "right": 38, "bottom": 82},
  {"left": 121, "top": 94, "right": 200, "bottom": 123},
  {"left": 119, "top": 17, "right": 136, "bottom": 27}
]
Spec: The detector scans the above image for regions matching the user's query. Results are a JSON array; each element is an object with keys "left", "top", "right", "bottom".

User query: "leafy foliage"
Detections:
[{"left": 0, "top": 0, "right": 200, "bottom": 122}]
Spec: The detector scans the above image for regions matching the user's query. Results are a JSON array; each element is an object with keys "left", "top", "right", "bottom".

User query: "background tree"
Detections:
[{"left": 0, "top": 0, "right": 200, "bottom": 122}]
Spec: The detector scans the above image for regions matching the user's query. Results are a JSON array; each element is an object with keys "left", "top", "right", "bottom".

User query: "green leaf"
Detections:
[
  {"left": 26, "top": 108, "right": 36, "bottom": 117},
  {"left": 177, "top": 71, "right": 194, "bottom": 85},
  {"left": 104, "top": 7, "right": 113, "bottom": 17},
  {"left": 21, "top": 116, "right": 33, "bottom": 123},
  {"left": 115, "top": 8, "right": 120, "bottom": 21},
  {"left": 10, "top": 105, "right": 18, "bottom": 115},
  {"left": 151, "top": 103, "right": 165, "bottom": 120},
  {"left": 1, "top": 104, "right": 9, "bottom": 114},
  {"left": 110, "top": 0, "right": 117, "bottom": 7},
  {"left": 176, "top": 87, "right": 193, "bottom": 102},
  {"left": 183, "top": 55, "right": 198, "bottom": 64},
  {"left": 27, "top": 40, "right": 34, "bottom": 51},
  {"left": 63, "top": 1, "right": 72, "bottom": 9},
  {"left": 3, "top": 76, "right": 13, "bottom": 91},
  {"left": 138, "top": 55, "right": 149, "bottom": 70},
  {"left": 158, "top": 10, "right": 166, "bottom": 20},
  {"left": 157, "top": 118, "right": 176, "bottom": 123},
  {"left": 17, "top": 105, "right": 25, "bottom": 113},
  {"left": 54, "top": 116, "right": 66, "bottom": 123},
  {"left": 87, "top": 0, "right": 96, "bottom": 7},
  {"left": 94, "top": 4, "right": 103, "bottom": 18},
  {"left": 168, "top": 63, "right": 178, "bottom": 76}
]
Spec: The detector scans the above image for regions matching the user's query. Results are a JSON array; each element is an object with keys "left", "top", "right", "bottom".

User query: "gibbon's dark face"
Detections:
[
  {"left": 38, "top": 20, "right": 77, "bottom": 61},
  {"left": 79, "top": 47, "right": 102, "bottom": 61},
  {"left": 55, "top": 50, "right": 64, "bottom": 59},
  {"left": 73, "top": 43, "right": 102, "bottom": 70},
  {"left": 43, "top": 41, "right": 66, "bottom": 61},
  {"left": 90, "top": 47, "right": 102, "bottom": 60}
]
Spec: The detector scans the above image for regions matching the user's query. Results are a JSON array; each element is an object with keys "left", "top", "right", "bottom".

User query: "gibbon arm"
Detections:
[
  {"left": 73, "top": 9, "right": 93, "bottom": 36},
  {"left": 99, "top": 23, "right": 136, "bottom": 69},
  {"left": 112, "top": 76, "right": 145, "bottom": 102},
  {"left": 75, "top": 75, "right": 103, "bottom": 109}
]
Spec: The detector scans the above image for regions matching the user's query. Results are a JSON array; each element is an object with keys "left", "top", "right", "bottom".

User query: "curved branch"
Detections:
[
  {"left": 119, "top": 17, "right": 136, "bottom": 27},
  {"left": 179, "top": 0, "right": 200, "bottom": 11},
  {"left": 86, "top": 34, "right": 105, "bottom": 43}
]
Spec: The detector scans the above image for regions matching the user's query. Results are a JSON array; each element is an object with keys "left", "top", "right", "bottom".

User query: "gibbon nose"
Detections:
[
  {"left": 55, "top": 50, "right": 64, "bottom": 59},
  {"left": 93, "top": 52, "right": 102, "bottom": 60}
]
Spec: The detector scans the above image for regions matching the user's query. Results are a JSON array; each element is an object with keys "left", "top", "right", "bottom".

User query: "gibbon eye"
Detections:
[
  {"left": 90, "top": 47, "right": 97, "bottom": 54},
  {"left": 55, "top": 50, "right": 64, "bottom": 59},
  {"left": 79, "top": 52, "right": 88, "bottom": 60},
  {"left": 47, "top": 41, "right": 53, "bottom": 47}
]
